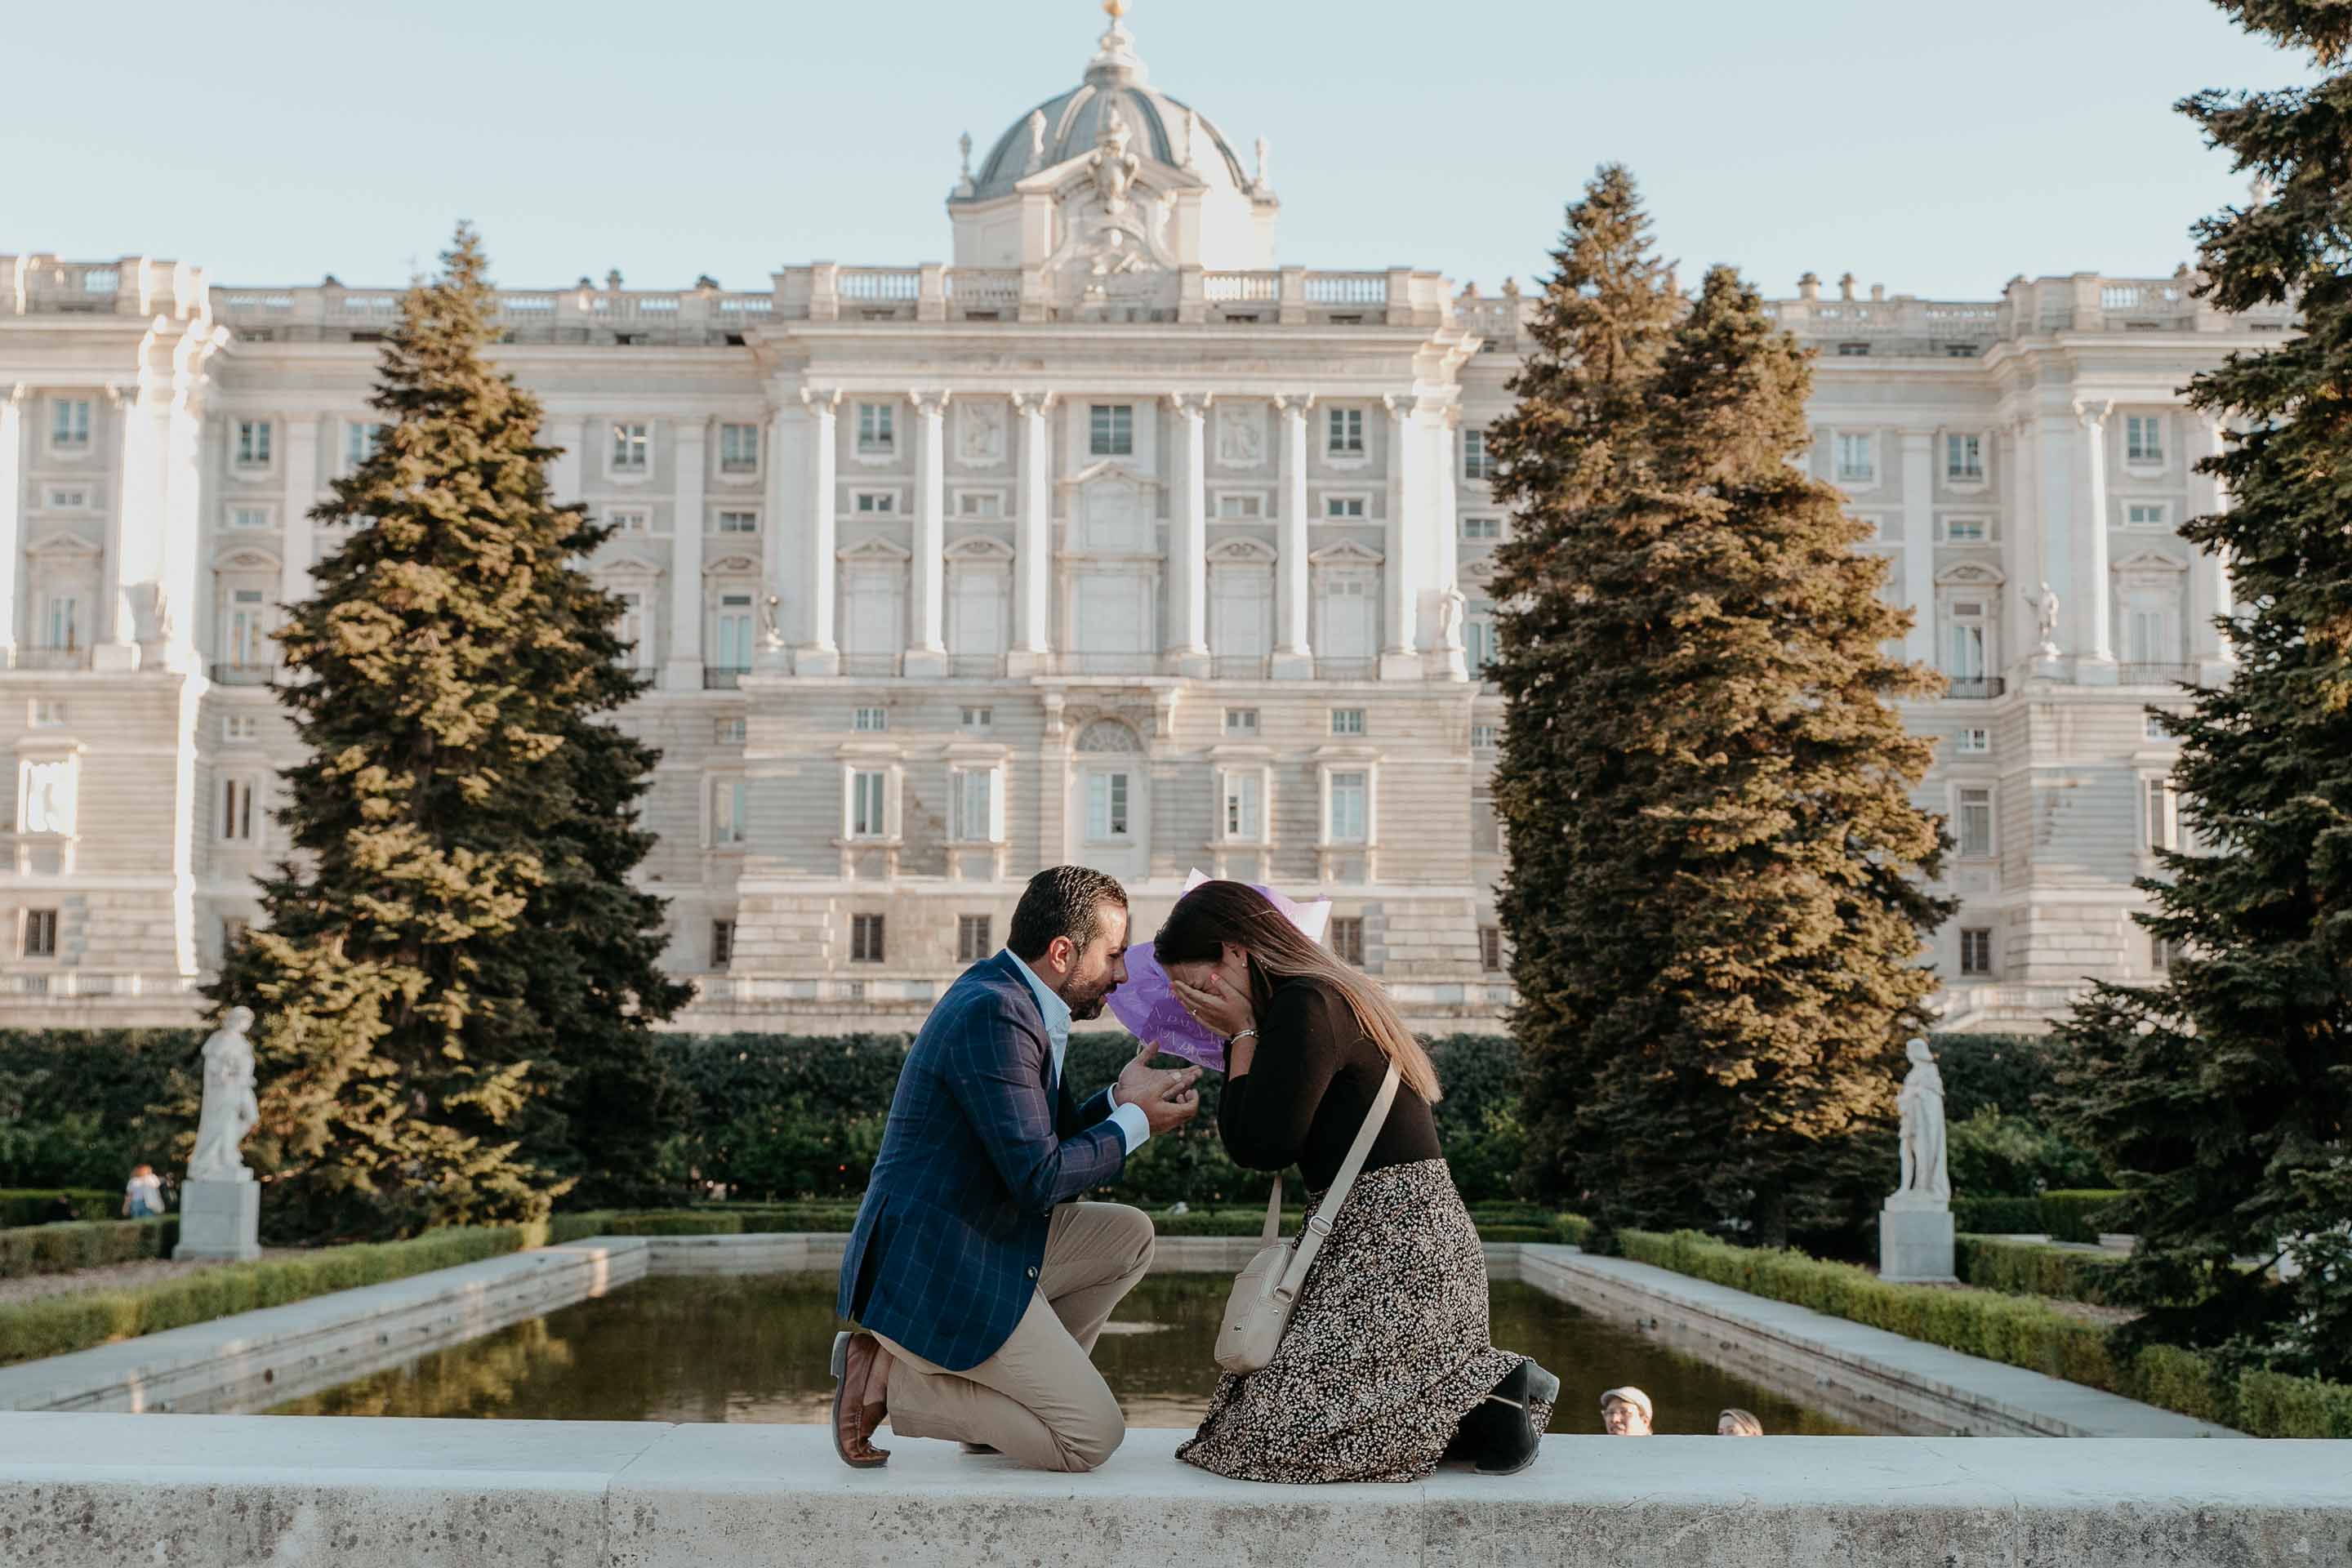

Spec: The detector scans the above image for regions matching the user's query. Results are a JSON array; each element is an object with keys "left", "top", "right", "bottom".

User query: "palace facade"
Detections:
[{"left": 0, "top": 11, "right": 2285, "bottom": 1033}]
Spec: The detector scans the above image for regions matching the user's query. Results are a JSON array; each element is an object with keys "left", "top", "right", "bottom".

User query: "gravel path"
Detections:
[{"left": 0, "top": 1252, "right": 296, "bottom": 1307}]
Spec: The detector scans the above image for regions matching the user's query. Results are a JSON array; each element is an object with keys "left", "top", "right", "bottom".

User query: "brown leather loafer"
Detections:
[{"left": 831, "top": 1330, "right": 890, "bottom": 1468}]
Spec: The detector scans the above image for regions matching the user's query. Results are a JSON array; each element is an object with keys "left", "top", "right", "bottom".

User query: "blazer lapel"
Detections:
[{"left": 995, "top": 952, "right": 1058, "bottom": 1102}]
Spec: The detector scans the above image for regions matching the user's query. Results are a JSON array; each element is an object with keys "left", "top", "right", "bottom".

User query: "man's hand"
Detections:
[{"left": 1115, "top": 1040, "right": 1204, "bottom": 1135}]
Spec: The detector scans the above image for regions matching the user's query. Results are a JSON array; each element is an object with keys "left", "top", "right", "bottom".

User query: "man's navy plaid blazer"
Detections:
[{"left": 836, "top": 951, "right": 1129, "bottom": 1372}]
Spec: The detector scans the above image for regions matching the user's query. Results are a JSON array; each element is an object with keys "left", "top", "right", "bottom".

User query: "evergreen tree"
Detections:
[
  {"left": 1491, "top": 178, "right": 1951, "bottom": 1244},
  {"left": 212, "top": 225, "right": 689, "bottom": 1238},
  {"left": 2056, "top": 6, "right": 2352, "bottom": 1379}
]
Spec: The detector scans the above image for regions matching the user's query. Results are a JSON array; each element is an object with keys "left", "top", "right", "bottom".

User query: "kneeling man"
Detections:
[{"left": 832, "top": 866, "right": 1201, "bottom": 1472}]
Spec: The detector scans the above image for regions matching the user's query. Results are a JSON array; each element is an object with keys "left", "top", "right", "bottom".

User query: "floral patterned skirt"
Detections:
[{"left": 1176, "top": 1157, "right": 1552, "bottom": 1485}]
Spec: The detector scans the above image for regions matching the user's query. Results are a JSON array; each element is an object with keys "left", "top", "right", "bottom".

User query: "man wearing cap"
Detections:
[{"left": 1600, "top": 1386, "right": 1654, "bottom": 1436}]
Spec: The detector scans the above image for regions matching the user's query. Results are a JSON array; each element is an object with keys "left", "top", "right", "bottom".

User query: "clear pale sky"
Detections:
[{"left": 2, "top": 0, "right": 2314, "bottom": 301}]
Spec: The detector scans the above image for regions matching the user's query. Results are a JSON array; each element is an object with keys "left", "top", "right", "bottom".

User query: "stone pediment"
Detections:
[
  {"left": 212, "top": 546, "right": 283, "bottom": 572},
  {"left": 1934, "top": 561, "right": 2006, "bottom": 586},
  {"left": 24, "top": 530, "right": 101, "bottom": 561},
  {"left": 944, "top": 534, "right": 1016, "bottom": 564},
  {"left": 1207, "top": 537, "right": 1276, "bottom": 565},
  {"left": 598, "top": 548, "right": 666, "bottom": 579},
  {"left": 836, "top": 537, "right": 913, "bottom": 564},
  {"left": 2114, "top": 548, "right": 2188, "bottom": 574},
  {"left": 1058, "top": 460, "right": 1160, "bottom": 493},
  {"left": 1308, "top": 539, "right": 1385, "bottom": 567},
  {"left": 703, "top": 553, "right": 763, "bottom": 577}
]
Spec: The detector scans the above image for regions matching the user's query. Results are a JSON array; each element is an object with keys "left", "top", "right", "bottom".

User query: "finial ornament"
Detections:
[
  {"left": 1103, "top": 0, "right": 1129, "bottom": 16},
  {"left": 953, "top": 131, "right": 975, "bottom": 198}
]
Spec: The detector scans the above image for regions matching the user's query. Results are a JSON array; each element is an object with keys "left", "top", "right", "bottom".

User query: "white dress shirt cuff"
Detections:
[{"left": 1108, "top": 1098, "right": 1152, "bottom": 1154}]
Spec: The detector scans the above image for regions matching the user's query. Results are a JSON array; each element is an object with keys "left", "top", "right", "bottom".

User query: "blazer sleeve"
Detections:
[{"left": 946, "top": 997, "right": 1127, "bottom": 1210}]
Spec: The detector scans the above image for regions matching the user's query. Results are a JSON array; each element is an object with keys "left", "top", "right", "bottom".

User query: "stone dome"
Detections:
[{"left": 958, "top": 7, "right": 1257, "bottom": 204}]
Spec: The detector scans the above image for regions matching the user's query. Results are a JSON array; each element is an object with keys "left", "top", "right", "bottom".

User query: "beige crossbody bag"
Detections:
[{"left": 1214, "top": 1062, "right": 1401, "bottom": 1376}]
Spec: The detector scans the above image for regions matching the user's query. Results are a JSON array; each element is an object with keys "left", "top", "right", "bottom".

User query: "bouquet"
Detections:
[{"left": 1107, "top": 871, "right": 1332, "bottom": 1072}]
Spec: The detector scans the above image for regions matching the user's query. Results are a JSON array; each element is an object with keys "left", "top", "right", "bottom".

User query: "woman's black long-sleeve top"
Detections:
[{"left": 1218, "top": 977, "right": 1441, "bottom": 1192}]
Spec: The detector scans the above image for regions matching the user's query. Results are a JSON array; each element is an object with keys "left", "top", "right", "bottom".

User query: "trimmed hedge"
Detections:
[
  {"left": 1950, "top": 1189, "right": 2126, "bottom": 1241},
  {"left": 0, "top": 1218, "right": 178, "bottom": 1281},
  {"left": 0, "top": 1224, "right": 537, "bottom": 1369},
  {"left": 0, "top": 1190, "right": 118, "bottom": 1228},
  {"left": 2038, "top": 1189, "right": 2125, "bottom": 1245},
  {"left": 1954, "top": 1234, "right": 2127, "bottom": 1307},
  {"left": 1613, "top": 1226, "right": 2352, "bottom": 1440}
]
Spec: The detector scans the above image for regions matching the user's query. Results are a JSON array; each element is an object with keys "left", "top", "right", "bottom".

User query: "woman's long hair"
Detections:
[{"left": 1154, "top": 881, "right": 1442, "bottom": 1104}]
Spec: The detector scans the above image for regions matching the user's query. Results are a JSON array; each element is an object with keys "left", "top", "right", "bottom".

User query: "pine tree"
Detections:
[
  {"left": 2056, "top": 7, "right": 2352, "bottom": 1379},
  {"left": 211, "top": 225, "right": 689, "bottom": 1238},
  {"left": 1490, "top": 177, "right": 1951, "bottom": 1245},
  {"left": 1486, "top": 165, "right": 1683, "bottom": 1216}
]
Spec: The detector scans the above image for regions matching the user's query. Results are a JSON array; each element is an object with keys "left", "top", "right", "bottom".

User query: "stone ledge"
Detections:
[{"left": 0, "top": 1415, "right": 2342, "bottom": 1568}]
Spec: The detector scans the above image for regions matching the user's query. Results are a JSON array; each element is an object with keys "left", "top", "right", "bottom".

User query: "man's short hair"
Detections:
[{"left": 1008, "top": 866, "right": 1129, "bottom": 963}]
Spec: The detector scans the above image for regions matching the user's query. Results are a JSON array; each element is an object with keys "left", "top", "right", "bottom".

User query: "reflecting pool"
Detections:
[{"left": 268, "top": 1274, "right": 1867, "bottom": 1436}]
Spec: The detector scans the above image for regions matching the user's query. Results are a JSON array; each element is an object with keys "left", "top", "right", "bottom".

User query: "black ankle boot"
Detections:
[{"left": 1472, "top": 1360, "right": 1561, "bottom": 1476}]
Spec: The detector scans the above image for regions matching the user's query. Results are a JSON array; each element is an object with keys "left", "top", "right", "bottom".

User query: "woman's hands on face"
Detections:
[{"left": 1171, "top": 964, "right": 1254, "bottom": 1041}]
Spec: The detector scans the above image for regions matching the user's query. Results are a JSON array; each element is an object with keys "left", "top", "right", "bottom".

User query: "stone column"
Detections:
[
  {"left": 1900, "top": 429, "right": 1936, "bottom": 666},
  {"left": 905, "top": 390, "right": 950, "bottom": 677},
  {"left": 794, "top": 390, "right": 840, "bottom": 675},
  {"left": 0, "top": 386, "right": 24, "bottom": 659},
  {"left": 2187, "top": 412, "right": 2236, "bottom": 678},
  {"left": 1008, "top": 391, "right": 1055, "bottom": 676},
  {"left": 278, "top": 416, "right": 318, "bottom": 612},
  {"left": 157, "top": 378, "right": 205, "bottom": 674},
  {"left": 668, "top": 418, "right": 706, "bottom": 690},
  {"left": 2000, "top": 418, "right": 2038, "bottom": 677},
  {"left": 1379, "top": 392, "right": 1424, "bottom": 680},
  {"left": 2034, "top": 410, "right": 2078, "bottom": 675},
  {"left": 1272, "top": 394, "right": 1312, "bottom": 679},
  {"left": 2072, "top": 399, "right": 2116, "bottom": 680},
  {"left": 1167, "top": 393, "right": 1211, "bottom": 678},
  {"left": 96, "top": 384, "right": 152, "bottom": 669},
  {"left": 1429, "top": 406, "right": 1468, "bottom": 681}
]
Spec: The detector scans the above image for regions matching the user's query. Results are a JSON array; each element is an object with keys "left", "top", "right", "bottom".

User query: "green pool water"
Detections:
[{"left": 266, "top": 1274, "right": 1867, "bottom": 1437}]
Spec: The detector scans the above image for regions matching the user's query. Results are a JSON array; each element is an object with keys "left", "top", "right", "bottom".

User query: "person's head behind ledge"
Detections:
[
  {"left": 1153, "top": 878, "right": 1442, "bottom": 1103},
  {"left": 1008, "top": 865, "right": 1131, "bottom": 1021}
]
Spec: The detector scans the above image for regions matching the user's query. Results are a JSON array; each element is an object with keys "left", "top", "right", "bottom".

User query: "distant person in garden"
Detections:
[
  {"left": 1717, "top": 1408, "right": 1763, "bottom": 1437},
  {"left": 831, "top": 866, "right": 1204, "bottom": 1472},
  {"left": 1601, "top": 1387, "right": 1654, "bottom": 1436},
  {"left": 1156, "top": 879, "right": 1559, "bottom": 1482},
  {"left": 122, "top": 1165, "right": 164, "bottom": 1219}
]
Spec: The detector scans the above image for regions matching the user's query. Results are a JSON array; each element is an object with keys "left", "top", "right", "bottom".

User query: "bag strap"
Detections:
[
  {"left": 1274, "top": 1062, "right": 1401, "bottom": 1300},
  {"left": 1259, "top": 1174, "right": 1284, "bottom": 1247}
]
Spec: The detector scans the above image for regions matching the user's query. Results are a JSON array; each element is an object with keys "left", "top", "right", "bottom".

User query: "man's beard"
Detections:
[{"left": 1065, "top": 980, "right": 1116, "bottom": 1022}]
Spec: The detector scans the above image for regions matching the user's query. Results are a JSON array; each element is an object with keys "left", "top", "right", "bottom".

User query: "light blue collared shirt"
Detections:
[{"left": 1003, "top": 949, "right": 1151, "bottom": 1154}]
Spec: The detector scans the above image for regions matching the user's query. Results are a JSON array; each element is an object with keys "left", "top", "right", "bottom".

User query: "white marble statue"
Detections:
[
  {"left": 759, "top": 592, "right": 787, "bottom": 650},
  {"left": 188, "top": 1007, "right": 260, "bottom": 1183},
  {"left": 2028, "top": 581, "right": 2061, "bottom": 657},
  {"left": 1437, "top": 587, "right": 1467, "bottom": 651},
  {"left": 1895, "top": 1036, "right": 1949, "bottom": 1204}
]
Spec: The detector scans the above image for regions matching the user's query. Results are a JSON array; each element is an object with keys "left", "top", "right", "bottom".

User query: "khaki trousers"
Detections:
[{"left": 875, "top": 1201, "right": 1154, "bottom": 1472}]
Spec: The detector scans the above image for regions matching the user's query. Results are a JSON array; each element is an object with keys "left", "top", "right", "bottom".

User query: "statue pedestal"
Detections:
[
  {"left": 175, "top": 1178, "right": 261, "bottom": 1263},
  {"left": 1879, "top": 1197, "right": 1955, "bottom": 1283}
]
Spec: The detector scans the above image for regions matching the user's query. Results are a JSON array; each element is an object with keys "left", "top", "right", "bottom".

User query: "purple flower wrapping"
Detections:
[{"left": 1106, "top": 873, "right": 1333, "bottom": 1072}]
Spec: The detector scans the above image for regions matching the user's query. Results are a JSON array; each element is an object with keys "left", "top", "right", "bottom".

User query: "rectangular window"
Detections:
[
  {"left": 22, "top": 910, "right": 59, "bottom": 959},
  {"left": 1945, "top": 614, "right": 1988, "bottom": 681},
  {"left": 234, "top": 420, "right": 273, "bottom": 467},
  {"left": 1958, "top": 786, "right": 1993, "bottom": 858},
  {"left": 1461, "top": 515, "right": 1501, "bottom": 541},
  {"left": 608, "top": 507, "right": 651, "bottom": 533},
  {"left": 2152, "top": 933, "right": 2182, "bottom": 973},
  {"left": 710, "top": 777, "right": 747, "bottom": 845},
  {"left": 1223, "top": 708, "right": 1259, "bottom": 736},
  {"left": 1328, "top": 771, "right": 1369, "bottom": 844},
  {"left": 51, "top": 399, "right": 91, "bottom": 450},
  {"left": 852, "top": 706, "right": 888, "bottom": 733},
  {"left": 960, "top": 706, "right": 993, "bottom": 731},
  {"left": 1089, "top": 403, "right": 1134, "bottom": 457},
  {"left": 714, "top": 717, "right": 746, "bottom": 744},
  {"left": 1478, "top": 926, "right": 1503, "bottom": 973},
  {"left": 1330, "top": 916, "right": 1365, "bottom": 967},
  {"left": 2145, "top": 711, "right": 2173, "bottom": 743},
  {"left": 221, "top": 916, "right": 249, "bottom": 956},
  {"left": 226, "top": 588, "right": 270, "bottom": 668},
  {"left": 2147, "top": 778, "right": 2178, "bottom": 852},
  {"left": 713, "top": 594, "right": 754, "bottom": 670},
  {"left": 1943, "top": 515, "right": 1989, "bottom": 544},
  {"left": 345, "top": 421, "right": 389, "bottom": 469},
  {"left": 1837, "top": 342, "right": 1870, "bottom": 358},
  {"left": 46, "top": 486, "right": 91, "bottom": 510},
  {"left": 30, "top": 699, "right": 67, "bottom": 728},
  {"left": 1955, "top": 727, "right": 1990, "bottom": 755},
  {"left": 1466, "top": 616, "right": 1498, "bottom": 673},
  {"left": 1472, "top": 722, "right": 1499, "bottom": 750},
  {"left": 1834, "top": 432, "right": 1876, "bottom": 484},
  {"left": 2126, "top": 503, "right": 2167, "bottom": 529},
  {"left": 958, "top": 491, "right": 1005, "bottom": 518},
  {"left": 222, "top": 714, "right": 258, "bottom": 743},
  {"left": 1330, "top": 708, "right": 1365, "bottom": 737},
  {"left": 951, "top": 768, "right": 997, "bottom": 842},
  {"left": 1959, "top": 927, "right": 1993, "bottom": 977},
  {"left": 221, "top": 778, "right": 256, "bottom": 842},
  {"left": 853, "top": 490, "right": 898, "bottom": 514},
  {"left": 1944, "top": 433, "right": 1983, "bottom": 482},
  {"left": 1214, "top": 492, "right": 1263, "bottom": 519},
  {"left": 710, "top": 919, "right": 735, "bottom": 968},
  {"left": 1323, "top": 495, "right": 1366, "bottom": 519},
  {"left": 719, "top": 422, "right": 760, "bottom": 473},
  {"left": 610, "top": 422, "right": 650, "bottom": 474},
  {"left": 715, "top": 510, "right": 759, "bottom": 534},
  {"left": 1462, "top": 429, "right": 1493, "bottom": 481},
  {"left": 227, "top": 506, "right": 270, "bottom": 531},
  {"left": 957, "top": 915, "right": 994, "bottom": 964},
  {"left": 1087, "top": 772, "right": 1131, "bottom": 840},
  {"left": 43, "top": 595, "right": 80, "bottom": 651},
  {"left": 1326, "top": 407, "right": 1365, "bottom": 457},
  {"left": 850, "top": 913, "right": 886, "bottom": 964},
  {"left": 2125, "top": 415, "right": 2164, "bottom": 464},
  {"left": 857, "top": 403, "right": 896, "bottom": 455},
  {"left": 850, "top": 771, "right": 888, "bottom": 838},
  {"left": 1223, "top": 770, "right": 1264, "bottom": 841}
]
